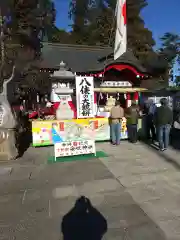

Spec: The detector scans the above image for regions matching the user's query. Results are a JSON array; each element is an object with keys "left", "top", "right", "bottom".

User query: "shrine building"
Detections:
[{"left": 38, "top": 42, "right": 167, "bottom": 107}]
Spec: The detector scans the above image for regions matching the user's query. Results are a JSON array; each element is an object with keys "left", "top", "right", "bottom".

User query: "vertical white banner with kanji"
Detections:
[{"left": 76, "top": 76, "right": 95, "bottom": 118}]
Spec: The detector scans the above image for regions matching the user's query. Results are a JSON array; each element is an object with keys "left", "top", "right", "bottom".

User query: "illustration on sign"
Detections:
[
  {"left": 51, "top": 123, "right": 63, "bottom": 143},
  {"left": 76, "top": 76, "right": 94, "bottom": 118},
  {"left": 32, "top": 118, "right": 128, "bottom": 147}
]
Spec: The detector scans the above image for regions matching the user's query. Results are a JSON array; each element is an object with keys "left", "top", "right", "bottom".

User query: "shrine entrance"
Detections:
[{"left": 95, "top": 68, "right": 143, "bottom": 109}]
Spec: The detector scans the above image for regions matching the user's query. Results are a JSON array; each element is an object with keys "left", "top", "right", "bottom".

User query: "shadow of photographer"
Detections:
[{"left": 61, "top": 196, "right": 107, "bottom": 240}]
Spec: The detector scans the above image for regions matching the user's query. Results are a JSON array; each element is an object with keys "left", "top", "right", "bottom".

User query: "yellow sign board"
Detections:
[{"left": 32, "top": 118, "right": 128, "bottom": 146}]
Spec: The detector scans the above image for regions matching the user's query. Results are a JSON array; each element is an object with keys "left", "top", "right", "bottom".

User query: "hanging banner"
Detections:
[
  {"left": 55, "top": 140, "right": 96, "bottom": 158},
  {"left": 76, "top": 76, "right": 95, "bottom": 118},
  {"left": 114, "top": 0, "right": 127, "bottom": 60}
]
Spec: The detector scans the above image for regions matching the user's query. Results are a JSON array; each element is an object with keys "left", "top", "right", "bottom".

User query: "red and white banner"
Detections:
[{"left": 114, "top": 0, "right": 127, "bottom": 60}]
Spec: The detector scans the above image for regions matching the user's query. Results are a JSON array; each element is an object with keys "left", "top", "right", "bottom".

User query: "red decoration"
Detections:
[
  {"left": 126, "top": 93, "right": 131, "bottom": 108},
  {"left": 73, "top": 142, "right": 78, "bottom": 147},
  {"left": 59, "top": 122, "right": 64, "bottom": 131},
  {"left": 94, "top": 120, "right": 98, "bottom": 129},
  {"left": 122, "top": 1, "right": 127, "bottom": 25},
  {"left": 126, "top": 93, "right": 130, "bottom": 100},
  {"left": 94, "top": 93, "right": 97, "bottom": 103},
  {"left": 51, "top": 101, "right": 77, "bottom": 118},
  {"left": 91, "top": 64, "right": 145, "bottom": 78},
  {"left": 134, "top": 92, "right": 139, "bottom": 101}
]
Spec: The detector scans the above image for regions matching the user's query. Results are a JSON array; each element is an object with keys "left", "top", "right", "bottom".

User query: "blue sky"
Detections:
[{"left": 54, "top": 0, "right": 180, "bottom": 47}]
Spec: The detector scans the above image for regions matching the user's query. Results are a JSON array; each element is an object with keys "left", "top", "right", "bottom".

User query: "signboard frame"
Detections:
[{"left": 54, "top": 140, "right": 96, "bottom": 160}]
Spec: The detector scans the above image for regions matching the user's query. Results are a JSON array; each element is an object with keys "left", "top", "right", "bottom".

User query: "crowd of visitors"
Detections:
[{"left": 110, "top": 97, "right": 173, "bottom": 151}]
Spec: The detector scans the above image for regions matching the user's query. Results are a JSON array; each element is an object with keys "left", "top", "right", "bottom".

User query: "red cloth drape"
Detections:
[
  {"left": 134, "top": 92, "right": 139, "bottom": 101},
  {"left": 51, "top": 101, "right": 77, "bottom": 118}
]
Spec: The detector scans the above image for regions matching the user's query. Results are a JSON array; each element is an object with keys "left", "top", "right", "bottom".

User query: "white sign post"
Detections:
[
  {"left": 76, "top": 76, "right": 95, "bottom": 118},
  {"left": 54, "top": 140, "right": 96, "bottom": 160}
]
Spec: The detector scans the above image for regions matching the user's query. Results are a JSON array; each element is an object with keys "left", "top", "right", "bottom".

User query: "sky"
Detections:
[{"left": 54, "top": 0, "right": 180, "bottom": 48}]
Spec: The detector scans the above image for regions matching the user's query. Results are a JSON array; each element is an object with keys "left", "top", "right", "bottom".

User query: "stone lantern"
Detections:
[{"left": 50, "top": 61, "right": 75, "bottom": 120}]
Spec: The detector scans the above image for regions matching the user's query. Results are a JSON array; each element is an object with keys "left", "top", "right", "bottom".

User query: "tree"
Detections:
[
  {"left": 159, "top": 32, "right": 180, "bottom": 65},
  {"left": 158, "top": 32, "right": 180, "bottom": 85},
  {"left": 69, "top": 0, "right": 89, "bottom": 44},
  {"left": 175, "top": 75, "right": 180, "bottom": 86},
  {"left": 69, "top": 0, "right": 156, "bottom": 61},
  {"left": 69, "top": 0, "right": 113, "bottom": 44},
  {"left": 69, "top": 0, "right": 171, "bottom": 88},
  {"left": 83, "top": 1, "right": 115, "bottom": 46},
  {"left": 49, "top": 26, "right": 72, "bottom": 44},
  {"left": 0, "top": 0, "right": 55, "bottom": 91},
  {"left": 126, "top": 0, "right": 155, "bottom": 61}
]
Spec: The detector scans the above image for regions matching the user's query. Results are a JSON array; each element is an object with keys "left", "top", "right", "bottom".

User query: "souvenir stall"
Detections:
[
  {"left": 32, "top": 63, "right": 102, "bottom": 151},
  {"left": 32, "top": 74, "right": 146, "bottom": 148},
  {"left": 87, "top": 63, "right": 148, "bottom": 140},
  {"left": 93, "top": 81, "right": 147, "bottom": 140},
  {"left": 31, "top": 46, "right": 152, "bottom": 148},
  {"left": 31, "top": 75, "right": 110, "bottom": 147}
]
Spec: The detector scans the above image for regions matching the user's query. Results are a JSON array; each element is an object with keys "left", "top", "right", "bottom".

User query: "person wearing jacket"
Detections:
[
  {"left": 145, "top": 99, "right": 156, "bottom": 142},
  {"left": 154, "top": 98, "right": 173, "bottom": 151},
  {"left": 125, "top": 101, "right": 139, "bottom": 143},
  {"left": 110, "top": 100, "right": 124, "bottom": 145}
]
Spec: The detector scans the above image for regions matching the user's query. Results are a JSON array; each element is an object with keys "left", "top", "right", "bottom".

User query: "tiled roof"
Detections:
[
  {"left": 41, "top": 42, "right": 147, "bottom": 73},
  {"left": 99, "top": 50, "right": 146, "bottom": 73}
]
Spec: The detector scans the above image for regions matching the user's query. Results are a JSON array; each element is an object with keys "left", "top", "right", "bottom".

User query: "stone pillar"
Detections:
[
  {"left": 0, "top": 66, "right": 18, "bottom": 161},
  {"left": 0, "top": 128, "right": 17, "bottom": 160}
]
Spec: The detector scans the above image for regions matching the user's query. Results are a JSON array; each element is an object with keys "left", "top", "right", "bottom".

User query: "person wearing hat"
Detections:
[
  {"left": 125, "top": 101, "right": 140, "bottom": 143},
  {"left": 110, "top": 100, "right": 124, "bottom": 145},
  {"left": 154, "top": 98, "right": 173, "bottom": 151}
]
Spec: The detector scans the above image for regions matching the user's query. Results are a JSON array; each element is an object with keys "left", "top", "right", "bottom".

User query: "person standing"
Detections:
[
  {"left": 154, "top": 98, "right": 173, "bottom": 151},
  {"left": 145, "top": 99, "right": 156, "bottom": 142},
  {"left": 110, "top": 100, "right": 124, "bottom": 145},
  {"left": 125, "top": 101, "right": 139, "bottom": 143}
]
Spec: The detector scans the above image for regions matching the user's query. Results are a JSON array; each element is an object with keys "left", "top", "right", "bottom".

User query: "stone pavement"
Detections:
[
  {"left": 0, "top": 141, "right": 179, "bottom": 239},
  {"left": 98, "top": 141, "right": 180, "bottom": 240}
]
